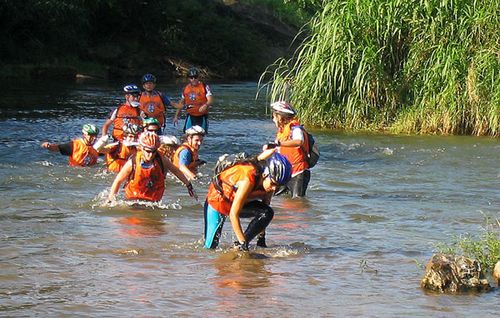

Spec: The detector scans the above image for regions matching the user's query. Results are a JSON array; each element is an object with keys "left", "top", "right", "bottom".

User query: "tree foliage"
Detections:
[{"left": 0, "top": 0, "right": 303, "bottom": 79}]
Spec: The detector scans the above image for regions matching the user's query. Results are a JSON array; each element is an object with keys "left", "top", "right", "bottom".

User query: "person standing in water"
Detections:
[
  {"left": 107, "top": 132, "right": 197, "bottom": 203},
  {"left": 171, "top": 125, "right": 206, "bottom": 181},
  {"left": 204, "top": 150, "right": 292, "bottom": 251},
  {"left": 265, "top": 101, "right": 311, "bottom": 198},
  {"left": 173, "top": 67, "right": 213, "bottom": 133},
  {"left": 41, "top": 124, "right": 100, "bottom": 167},
  {"left": 98, "top": 123, "right": 141, "bottom": 173},
  {"left": 102, "top": 84, "right": 143, "bottom": 142},
  {"left": 139, "top": 73, "right": 177, "bottom": 134}
]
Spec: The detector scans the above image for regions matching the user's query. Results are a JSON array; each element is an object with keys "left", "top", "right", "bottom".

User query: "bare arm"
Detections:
[
  {"left": 163, "top": 157, "right": 191, "bottom": 186},
  {"left": 102, "top": 118, "right": 113, "bottom": 136},
  {"left": 178, "top": 163, "right": 197, "bottom": 181},
  {"left": 229, "top": 179, "right": 253, "bottom": 244},
  {"left": 199, "top": 95, "right": 214, "bottom": 113},
  {"left": 278, "top": 139, "right": 303, "bottom": 147},
  {"left": 108, "top": 160, "right": 132, "bottom": 201}
]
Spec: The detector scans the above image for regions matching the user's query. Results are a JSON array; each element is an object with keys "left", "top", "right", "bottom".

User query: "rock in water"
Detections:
[
  {"left": 420, "top": 253, "right": 491, "bottom": 293},
  {"left": 493, "top": 261, "right": 500, "bottom": 284}
]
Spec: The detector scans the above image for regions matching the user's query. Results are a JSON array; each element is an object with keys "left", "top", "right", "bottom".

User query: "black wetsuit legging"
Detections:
[{"left": 204, "top": 200, "right": 274, "bottom": 249}]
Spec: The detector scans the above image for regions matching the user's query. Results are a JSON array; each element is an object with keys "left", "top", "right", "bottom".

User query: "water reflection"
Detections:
[
  {"left": 273, "top": 198, "right": 312, "bottom": 231},
  {"left": 212, "top": 251, "right": 271, "bottom": 304},
  {"left": 114, "top": 211, "right": 167, "bottom": 238}
]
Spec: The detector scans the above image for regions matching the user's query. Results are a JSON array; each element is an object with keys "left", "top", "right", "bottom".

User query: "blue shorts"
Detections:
[{"left": 184, "top": 114, "right": 208, "bottom": 133}]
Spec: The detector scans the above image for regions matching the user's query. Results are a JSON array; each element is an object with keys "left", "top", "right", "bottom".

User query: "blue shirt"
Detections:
[{"left": 178, "top": 148, "right": 192, "bottom": 166}]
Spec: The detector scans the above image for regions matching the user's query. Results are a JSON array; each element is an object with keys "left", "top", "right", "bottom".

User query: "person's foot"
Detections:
[{"left": 256, "top": 235, "right": 267, "bottom": 248}]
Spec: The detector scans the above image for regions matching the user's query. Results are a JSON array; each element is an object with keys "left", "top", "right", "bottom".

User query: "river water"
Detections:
[{"left": 0, "top": 80, "right": 498, "bottom": 317}]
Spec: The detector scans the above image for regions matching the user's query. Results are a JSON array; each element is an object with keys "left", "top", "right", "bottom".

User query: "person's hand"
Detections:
[
  {"left": 199, "top": 104, "right": 208, "bottom": 113},
  {"left": 196, "top": 159, "right": 207, "bottom": 166},
  {"left": 233, "top": 241, "right": 249, "bottom": 252},
  {"left": 263, "top": 142, "right": 278, "bottom": 151},
  {"left": 186, "top": 182, "right": 198, "bottom": 201}
]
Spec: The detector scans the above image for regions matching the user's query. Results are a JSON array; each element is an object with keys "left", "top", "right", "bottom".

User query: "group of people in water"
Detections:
[{"left": 41, "top": 68, "right": 314, "bottom": 251}]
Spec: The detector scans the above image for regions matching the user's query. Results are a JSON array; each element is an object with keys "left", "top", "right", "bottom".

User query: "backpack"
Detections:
[
  {"left": 212, "top": 152, "right": 261, "bottom": 198},
  {"left": 303, "top": 129, "right": 320, "bottom": 168}
]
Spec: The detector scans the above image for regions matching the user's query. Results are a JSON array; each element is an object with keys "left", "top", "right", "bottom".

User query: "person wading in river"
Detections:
[
  {"left": 102, "top": 84, "right": 143, "bottom": 142},
  {"left": 172, "top": 125, "right": 206, "bottom": 181},
  {"left": 204, "top": 150, "right": 292, "bottom": 251},
  {"left": 265, "top": 101, "right": 311, "bottom": 198},
  {"left": 41, "top": 124, "right": 100, "bottom": 167},
  {"left": 139, "top": 73, "right": 177, "bottom": 134},
  {"left": 98, "top": 123, "right": 141, "bottom": 173},
  {"left": 107, "top": 132, "right": 197, "bottom": 203},
  {"left": 173, "top": 67, "right": 213, "bottom": 133}
]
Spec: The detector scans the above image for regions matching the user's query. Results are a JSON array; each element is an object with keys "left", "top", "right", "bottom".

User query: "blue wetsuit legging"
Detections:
[
  {"left": 183, "top": 114, "right": 208, "bottom": 133},
  {"left": 204, "top": 200, "right": 274, "bottom": 249}
]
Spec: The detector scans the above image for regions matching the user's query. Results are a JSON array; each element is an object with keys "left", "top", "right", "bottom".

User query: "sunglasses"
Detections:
[
  {"left": 189, "top": 76, "right": 198, "bottom": 79},
  {"left": 143, "top": 148, "right": 156, "bottom": 154}
]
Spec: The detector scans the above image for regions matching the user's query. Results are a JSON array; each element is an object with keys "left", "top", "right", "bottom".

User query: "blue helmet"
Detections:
[
  {"left": 266, "top": 153, "right": 292, "bottom": 186},
  {"left": 123, "top": 84, "right": 140, "bottom": 94},
  {"left": 141, "top": 73, "right": 157, "bottom": 84}
]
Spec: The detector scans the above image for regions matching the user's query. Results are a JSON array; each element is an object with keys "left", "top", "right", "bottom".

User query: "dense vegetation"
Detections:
[
  {"left": 263, "top": 0, "right": 499, "bottom": 136},
  {"left": 0, "top": 0, "right": 311, "bottom": 80}
]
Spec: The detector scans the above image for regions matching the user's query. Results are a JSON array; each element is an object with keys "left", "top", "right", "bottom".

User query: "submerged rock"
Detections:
[
  {"left": 493, "top": 261, "right": 500, "bottom": 284},
  {"left": 421, "top": 253, "right": 491, "bottom": 293}
]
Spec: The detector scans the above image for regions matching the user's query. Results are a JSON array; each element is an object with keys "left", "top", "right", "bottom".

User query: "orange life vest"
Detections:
[
  {"left": 206, "top": 164, "right": 259, "bottom": 215},
  {"left": 139, "top": 91, "right": 166, "bottom": 127},
  {"left": 276, "top": 120, "right": 309, "bottom": 175},
  {"left": 124, "top": 152, "right": 165, "bottom": 202},
  {"left": 112, "top": 104, "right": 142, "bottom": 141},
  {"left": 105, "top": 143, "right": 136, "bottom": 173},
  {"left": 172, "top": 143, "right": 199, "bottom": 173},
  {"left": 68, "top": 138, "right": 99, "bottom": 167},
  {"left": 182, "top": 82, "right": 208, "bottom": 116}
]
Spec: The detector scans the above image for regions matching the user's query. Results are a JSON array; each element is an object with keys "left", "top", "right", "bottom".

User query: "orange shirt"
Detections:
[
  {"left": 68, "top": 138, "right": 99, "bottom": 167},
  {"left": 182, "top": 82, "right": 209, "bottom": 116},
  {"left": 105, "top": 143, "right": 136, "bottom": 173},
  {"left": 172, "top": 143, "right": 199, "bottom": 173},
  {"left": 124, "top": 152, "right": 165, "bottom": 201},
  {"left": 139, "top": 91, "right": 166, "bottom": 127},
  {"left": 206, "top": 164, "right": 259, "bottom": 215},
  {"left": 276, "top": 120, "right": 309, "bottom": 175},
  {"left": 112, "top": 104, "right": 142, "bottom": 141}
]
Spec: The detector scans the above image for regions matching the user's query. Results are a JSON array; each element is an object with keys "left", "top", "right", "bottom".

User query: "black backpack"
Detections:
[
  {"left": 302, "top": 128, "right": 320, "bottom": 168},
  {"left": 212, "top": 152, "right": 262, "bottom": 198}
]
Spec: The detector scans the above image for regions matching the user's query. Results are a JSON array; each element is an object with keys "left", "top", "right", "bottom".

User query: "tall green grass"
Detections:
[{"left": 261, "top": 0, "right": 499, "bottom": 135}]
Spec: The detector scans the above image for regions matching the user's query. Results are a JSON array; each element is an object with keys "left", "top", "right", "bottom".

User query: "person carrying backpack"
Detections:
[
  {"left": 204, "top": 150, "right": 292, "bottom": 251},
  {"left": 266, "top": 101, "right": 312, "bottom": 198}
]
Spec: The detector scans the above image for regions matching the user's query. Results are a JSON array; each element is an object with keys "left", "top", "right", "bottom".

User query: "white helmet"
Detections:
[
  {"left": 160, "top": 135, "right": 180, "bottom": 145},
  {"left": 270, "top": 101, "right": 296, "bottom": 116},
  {"left": 185, "top": 125, "right": 206, "bottom": 136}
]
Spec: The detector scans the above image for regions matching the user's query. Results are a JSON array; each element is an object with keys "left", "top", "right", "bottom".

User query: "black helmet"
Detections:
[
  {"left": 141, "top": 73, "right": 156, "bottom": 84},
  {"left": 188, "top": 67, "right": 199, "bottom": 78}
]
